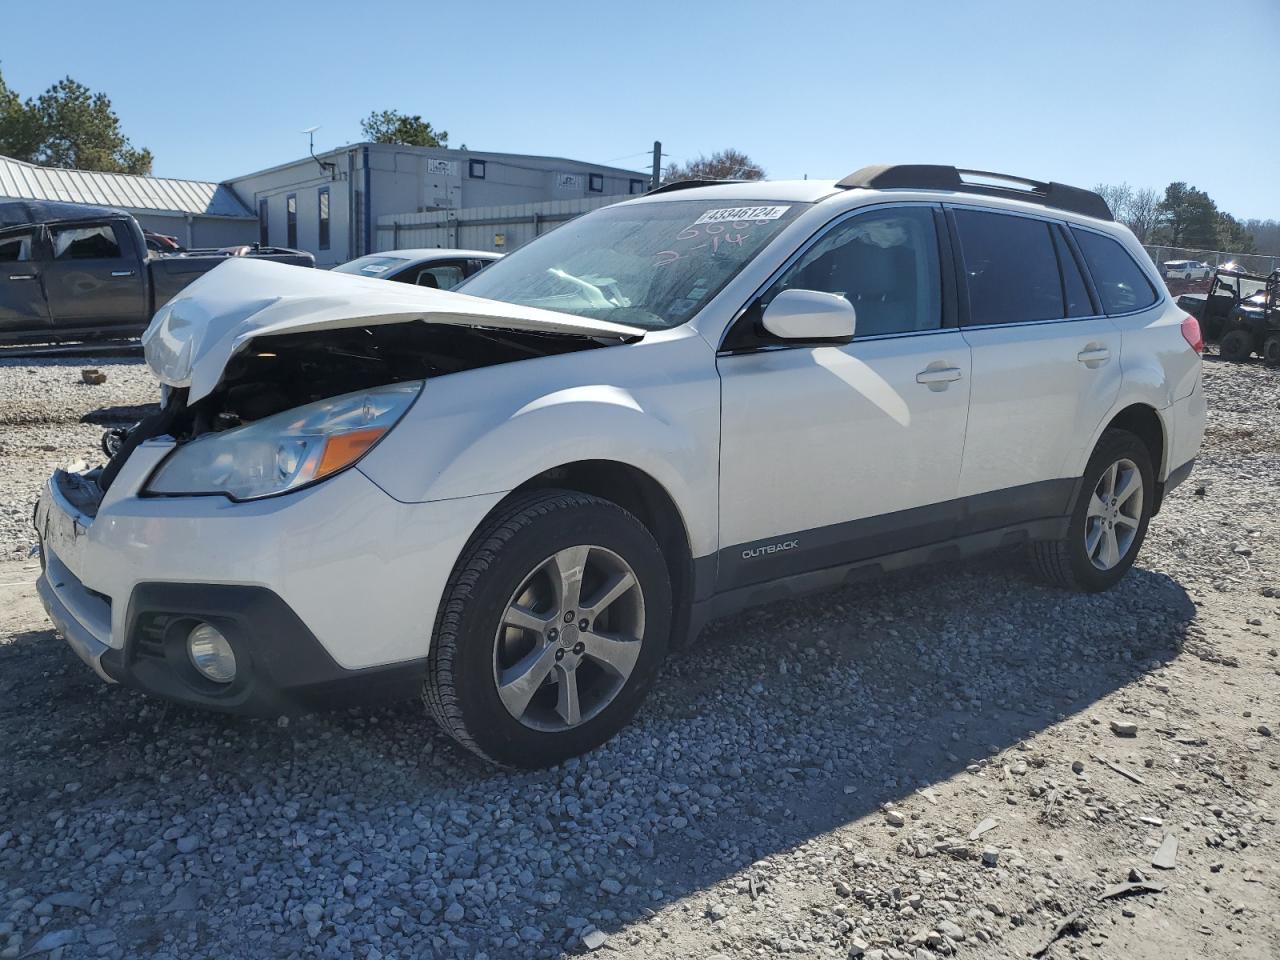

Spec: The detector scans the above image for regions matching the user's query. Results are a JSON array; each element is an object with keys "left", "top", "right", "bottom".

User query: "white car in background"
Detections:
[
  {"left": 1163, "top": 259, "right": 1212, "bottom": 280},
  {"left": 333, "top": 249, "right": 500, "bottom": 288},
  {"left": 34, "top": 164, "right": 1205, "bottom": 767}
]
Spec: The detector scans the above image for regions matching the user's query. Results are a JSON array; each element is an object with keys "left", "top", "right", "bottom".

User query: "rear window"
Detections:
[
  {"left": 953, "top": 209, "right": 1064, "bottom": 324},
  {"left": 0, "top": 232, "right": 32, "bottom": 262},
  {"left": 332, "top": 255, "right": 410, "bottom": 276},
  {"left": 51, "top": 224, "right": 121, "bottom": 260},
  {"left": 1073, "top": 229, "right": 1159, "bottom": 314}
]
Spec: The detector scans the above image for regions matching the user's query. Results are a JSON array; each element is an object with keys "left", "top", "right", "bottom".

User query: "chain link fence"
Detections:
[{"left": 1143, "top": 244, "right": 1278, "bottom": 278}]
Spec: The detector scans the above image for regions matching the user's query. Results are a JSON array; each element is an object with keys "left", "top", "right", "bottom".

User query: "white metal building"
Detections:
[
  {"left": 0, "top": 154, "right": 257, "bottom": 247},
  {"left": 226, "top": 143, "right": 650, "bottom": 267}
]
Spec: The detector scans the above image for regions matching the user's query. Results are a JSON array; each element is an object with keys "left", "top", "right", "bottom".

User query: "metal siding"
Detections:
[
  {"left": 375, "top": 195, "right": 624, "bottom": 253},
  {"left": 0, "top": 154, "right": 253, "bottom": 219}
]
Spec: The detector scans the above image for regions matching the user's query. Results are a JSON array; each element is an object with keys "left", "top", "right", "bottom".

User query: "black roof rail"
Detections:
[
  {"left": 836, "top": 164, "right": 1113, "bottom": 222},
  {"left": 646, "top": 178, "right": 746, "bottom": 195}
]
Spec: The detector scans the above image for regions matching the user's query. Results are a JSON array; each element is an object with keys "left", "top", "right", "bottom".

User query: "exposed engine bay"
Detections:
[{"left": 96, "top": 321, "right": 614, "bottom": 493}]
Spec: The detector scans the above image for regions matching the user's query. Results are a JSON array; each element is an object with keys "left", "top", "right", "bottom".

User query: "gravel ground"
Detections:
[{"left": 0, "top": 352, "right": 1276, "bottom": 960}]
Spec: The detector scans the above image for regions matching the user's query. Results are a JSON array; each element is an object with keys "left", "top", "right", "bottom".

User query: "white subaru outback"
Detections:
[{"left": 34, "top": 165, "right": 1206, "bottom": 767}]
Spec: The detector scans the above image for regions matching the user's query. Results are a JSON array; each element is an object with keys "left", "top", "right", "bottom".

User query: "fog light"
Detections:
[{"left": 187, "top": 622, "right": 236, "bottom": 683}]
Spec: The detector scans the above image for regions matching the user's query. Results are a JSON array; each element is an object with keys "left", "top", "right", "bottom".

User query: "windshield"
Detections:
[
  {"left": 456, "top": 199, "right": 807, "bottom": 329},
  {"left": 332, "top": 255, "right": 410, "bottom": 276}
]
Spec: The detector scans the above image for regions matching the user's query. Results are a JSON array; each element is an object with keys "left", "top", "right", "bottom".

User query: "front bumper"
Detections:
[{"left": 34, "top": 440, "right": 504, "bottom": 713}]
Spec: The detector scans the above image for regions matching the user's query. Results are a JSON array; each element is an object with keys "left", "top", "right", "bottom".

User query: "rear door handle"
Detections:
[
  {"left": 110, "top": 270, "right": 136, "bottom": 278},
  {"left": 915, "top": 365, "right": 964, "bottom": 389},
  {"left": 1077, "top": 345, "right": 1111, "bottom": 367}
]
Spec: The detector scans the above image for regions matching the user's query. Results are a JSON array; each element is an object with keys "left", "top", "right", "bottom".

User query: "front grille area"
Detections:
[{"left": 133, "top": 613, "right": 173, "bottom": 661}]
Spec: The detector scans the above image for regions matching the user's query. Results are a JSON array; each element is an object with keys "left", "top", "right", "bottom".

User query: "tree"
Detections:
[
  {"left": 1155, "top": 182, "right": 1218, "bottom": 248},
  {"left": 1242, "top": 218, "right": 1280, "bottom": 257},
  {"left": 662, "top": 148, "right": 764, "bottom": 184},
  {"left": 1095, "top": 183, "right": 1166, "bottom": 243},
  {"left": 1215, "top": 211, "right": 1255, "bottom": 255},
  {"left": 360, "top": 110, "right": 447, "bottom": 148},
  {"left": 0, "top": 67, "right": 151, "bottom": 174}
]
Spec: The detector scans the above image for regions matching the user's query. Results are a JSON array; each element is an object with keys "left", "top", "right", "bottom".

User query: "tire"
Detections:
[
  {"left": 1262, "top": 335, "right": 1280, "bottom": 366},
  {"left": 1030, "top": 429, "right": 1154, "bottom": 592},
  {"left": 423, "top": 490, "right": 672, "bottom": 768},
  {"left": 1219, "top": 328, "right": 1253, "bottom": 361}
]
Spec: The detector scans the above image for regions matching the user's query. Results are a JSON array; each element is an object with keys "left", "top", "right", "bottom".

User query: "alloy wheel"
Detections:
[
  {"left": 492, "top": 545, "right": 645, "bottom": 731},
  {"left": 1085, "top": 458, "right": 1143, "bottom": 570}
]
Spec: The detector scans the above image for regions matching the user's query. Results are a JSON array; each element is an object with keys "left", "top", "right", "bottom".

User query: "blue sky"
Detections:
[{"left": 4, "top": 0, "right": 1278, "bottom": 218}]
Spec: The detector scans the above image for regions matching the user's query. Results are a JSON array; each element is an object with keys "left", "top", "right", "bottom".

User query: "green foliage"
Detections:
[
  {"left": 0, "top": 66, "right": 152, "bottom": 175},
  {"left": 360, "top": 110, "right": 448, "bottom": 148},
  {"left": 662, "top": 148, "right": 764, "bottom": 184},
  {"left": 1155, "top": 182, "right": 1219, "bottom": 248}
]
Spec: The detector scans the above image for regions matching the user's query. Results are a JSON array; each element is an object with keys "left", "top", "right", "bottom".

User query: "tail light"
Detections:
[{"left": 1181, "top": 315, "right": 1204, "bottom": 355}]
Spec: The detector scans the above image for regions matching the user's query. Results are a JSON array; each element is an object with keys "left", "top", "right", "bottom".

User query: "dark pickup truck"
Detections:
[{"left": 0, "top": 201, "right": 313, "bottom": 343}]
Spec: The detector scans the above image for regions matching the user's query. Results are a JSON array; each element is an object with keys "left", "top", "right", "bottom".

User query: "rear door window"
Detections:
[
  {"left": 952, "top": 209, "right": 1064, "bottom": 324},
  {"left": 50, "top": 224, "right": 122, "bottom": 260},
  {"left": 0, "top": 231, "right": 34, "bottom": 262},
  {"left": 1072, "top": 229, "right": 1159, "bottom": 314}
]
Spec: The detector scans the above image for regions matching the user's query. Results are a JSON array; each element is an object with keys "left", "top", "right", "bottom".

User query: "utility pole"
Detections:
[{"left": 651, "top": 141, "right": 662, "bottom": 191}]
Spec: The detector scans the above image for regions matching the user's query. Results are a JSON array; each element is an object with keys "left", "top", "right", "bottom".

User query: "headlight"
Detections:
[{"left": 147, "top": 380, "right": 423, "bottom": 500}]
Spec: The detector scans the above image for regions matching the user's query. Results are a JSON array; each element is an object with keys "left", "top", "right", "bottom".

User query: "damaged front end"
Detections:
[{"left": 93, "top": 258, "right": 643, "bottom": 500}]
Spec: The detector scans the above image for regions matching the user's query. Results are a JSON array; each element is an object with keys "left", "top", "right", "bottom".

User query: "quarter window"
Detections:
[
  {"left": 768, "top": 206, "right": 942, "bottom": 338},
  {"left": 953, "top": 209, "right": 1063, "bottom": 324},
  {"left": 50, "top": 225, "right": 121, "bottom": 260},
  {"left": 286, "top": 194, "right": 298, "bottom": 248},
  {"left": 1052, "top": 227, "right": 1094, "bottom": 317},
  {"left": 1072, "top": 229, "right": 1159, "bottom": 315}
]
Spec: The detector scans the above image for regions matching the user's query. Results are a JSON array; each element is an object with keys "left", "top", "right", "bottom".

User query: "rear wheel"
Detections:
[
  {"left": 1030, "top": 429, "right": 1153, "bottom": 592},
  {"left": 423, "top": 490, "right": 671, "bottom": 768},
  {"left": 1219, "top": 328, "right": 1253, "bottom": 361},
  {"left": 1262, "top": 335, "right": 1280, "bottom": 366}
]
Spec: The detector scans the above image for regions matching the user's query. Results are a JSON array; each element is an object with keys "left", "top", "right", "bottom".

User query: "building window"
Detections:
[
  {"left": 629, "top": 178, "right": 645, "bottom": 195},
  {"left": 468, "top": 159, "right": 486, "bottom": 179},
  {"left": 318, "top": 187, "right": 330, "bottom": 251},
  {"left": 286, "top": 194, "right": 297, "bottom": 248},
  {"left": 258, "top": 198, "right": 269, "bottom": 246},
  {"left": 588, "top": 173, "right": 604, "bottom": 193}
]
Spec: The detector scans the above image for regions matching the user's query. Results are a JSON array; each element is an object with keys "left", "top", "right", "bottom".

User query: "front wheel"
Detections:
[
  {"left": 1219, "top": 328, "right": 1253, "bottom": 361},
  {"left": 423, "top": 490, "right": 672, "bottom": 767},
  {"left": 1030, "top": 429, "right": 1153, "bottom": 592}
]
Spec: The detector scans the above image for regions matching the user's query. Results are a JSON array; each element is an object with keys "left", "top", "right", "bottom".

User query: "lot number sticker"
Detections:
[{"left": 694, "top": 205, "right": 791, "bottom": 225}]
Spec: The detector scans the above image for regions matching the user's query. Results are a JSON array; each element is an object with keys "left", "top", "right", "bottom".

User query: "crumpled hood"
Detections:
[{"left": 142, "top": 258, "right": 644, "bottom": 402}]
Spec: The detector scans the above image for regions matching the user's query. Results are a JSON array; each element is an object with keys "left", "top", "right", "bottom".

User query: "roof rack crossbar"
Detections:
[{"left": 835, "top": 164, "right": 1113, "bottom": 222}]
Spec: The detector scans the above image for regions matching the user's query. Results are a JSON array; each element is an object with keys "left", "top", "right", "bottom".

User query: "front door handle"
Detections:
[
  {"left": 110, "top": 270, "right": 136, "bottom": 278},
  {"left": 1077, "top": 344, "right": 1111, "bottom": 367},
  {"left": 8, "top": 274, "right": 36, "bottom": 281},
  {"left": 915, "top": 364, "right": 964, "bottom": 391}
]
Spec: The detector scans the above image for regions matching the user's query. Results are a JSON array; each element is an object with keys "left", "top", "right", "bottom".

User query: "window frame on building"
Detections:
[
  {"left": 286, "top": 193, "right": 298, "bottom": 249},
  {"left": 588, "top": 173, "right": 605, "bottom": 193},
  {"left": 258, "top": 198, "right": 269, "bottom": 246},
  {"left": 468, "top": 159, "right": 486, "bottom": 179},
  {"left": 317, "top": 187, "right": 330, "bottom": 251}
]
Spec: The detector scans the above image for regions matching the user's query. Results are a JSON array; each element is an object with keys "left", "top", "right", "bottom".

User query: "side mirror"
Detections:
[{"left": 760, "top": 289, "right": 856, "bottom": 344}]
